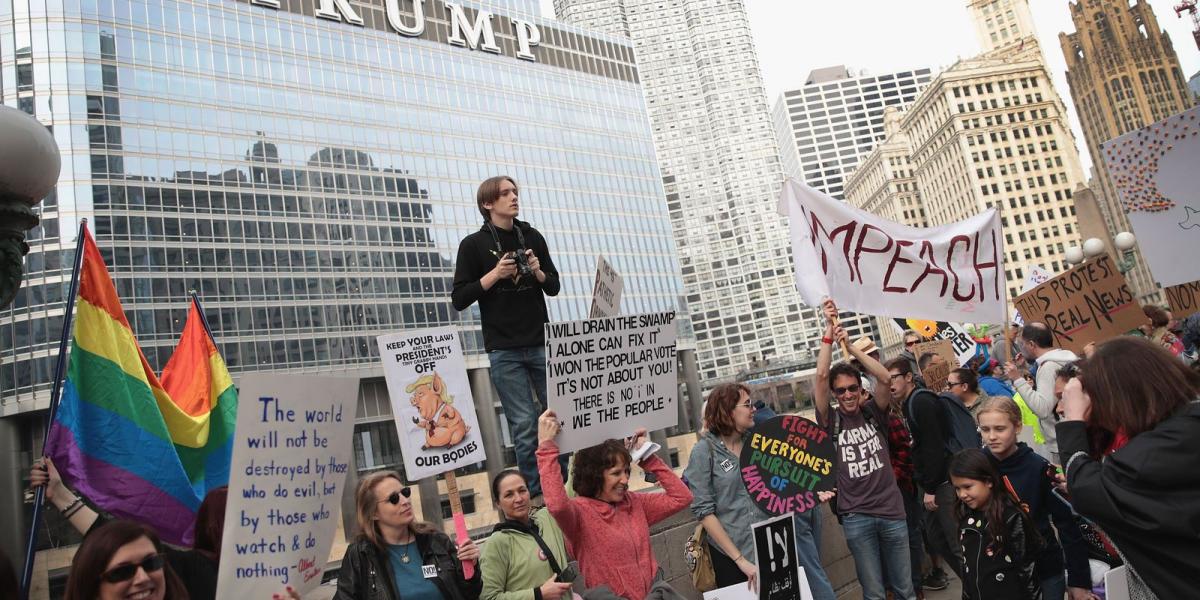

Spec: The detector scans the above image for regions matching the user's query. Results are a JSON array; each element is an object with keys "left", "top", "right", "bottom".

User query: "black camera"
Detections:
[{"left": 510, "top": 248, "right": 534, "bottom": 277}]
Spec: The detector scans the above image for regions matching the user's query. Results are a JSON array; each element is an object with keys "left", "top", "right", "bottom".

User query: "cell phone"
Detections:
[{"left": 556, "top": 561, "right": 579, "bottom": 584}]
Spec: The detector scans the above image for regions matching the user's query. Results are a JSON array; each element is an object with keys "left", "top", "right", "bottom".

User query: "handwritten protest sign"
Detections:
[
  {"left": 216, "top": 374, "right": 358, "bottom": 599},
  {"left": 890, "top": 318, "right": 977, "bottom": 365},
  {"left": 914, "top": 340, "right": 956, "bottom": 392},
  {"left": 1013, "top": 254, "right": 1143, "bottom": 354},
  {"left": 1165, "top": 280, "right": 1200, "bottom": 319},
  {"left": 780, "top": 178, "right": 1006, "bottom": 324},
  {"left": 752, "top": 513, "right": 809, "bottom": 600},
  {"left": 1013, "top": 265, "right": 1055, "bottom": 326},
  {"left": 589, "top": 256, "right": 623, "bottom": 318},
  {"left": 740, "top": 415, "right": 835, "bottom": 516},
  {"left": 546, "top": 311, "right": 677, "bottom": 453},
  {"left": 376, "top": 327, "right": 486, "bottom": 481}
]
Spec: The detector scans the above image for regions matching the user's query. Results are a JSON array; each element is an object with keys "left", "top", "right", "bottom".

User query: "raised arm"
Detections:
[
  {"left": 840, "top": 327, "right": 893, "bottom": 410},
  {"left": 637, "top": 452, "right": 693, "bottom": 526},
  {"left": 813, "top": 301, "right": 837, "bottom": 427},
  {"left": 29, "top": 457, "right": 100, "bottom": 535},
  {"left": 535, "top": 411, "right": 582, "bottom": 536}
]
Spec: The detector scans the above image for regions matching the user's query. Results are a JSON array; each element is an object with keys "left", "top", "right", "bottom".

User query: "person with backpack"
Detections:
[
  {"left": 815, "top": 301, "right": 917, "bottom": 600},
  {"left": 1004, "top": 323, "right": 1078, "bottom": 462},
  {"left": 885, "top": 357, "right": 983, "bottom": 579}
]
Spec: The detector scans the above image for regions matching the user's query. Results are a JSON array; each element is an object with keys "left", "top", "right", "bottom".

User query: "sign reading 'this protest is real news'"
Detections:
[
  {"left": 546, "top": 311, "right": 677, "bottom": 453},
  {"left": 216, "top": 374, "right": 358, "bottom": 599}
]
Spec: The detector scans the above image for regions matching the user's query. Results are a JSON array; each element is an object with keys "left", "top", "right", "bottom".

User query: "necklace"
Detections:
[{"left": 392, "top": 539, "right": 415, "bottom": 563}]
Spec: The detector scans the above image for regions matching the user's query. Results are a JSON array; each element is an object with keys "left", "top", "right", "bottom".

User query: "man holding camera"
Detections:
[{"left": 452, "top": 175, "right": 564, "bottom": 497}]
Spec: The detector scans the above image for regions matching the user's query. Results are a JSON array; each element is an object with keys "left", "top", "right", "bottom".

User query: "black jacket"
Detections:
[
  {"left": 959, "top": 504, "right": 1042, "bottom": 600},
  {"left": 987, "top": 443, "right": 1090, "bottom": 589},
  {"left": 451, "top": 220, "right": 559, "bottom": 351},
  {"left": 904, "top": 387, "right": 951, "bottom": 491},
  {"left": 1057, "top": 400, "right": 1200, "bottom": 600},
  {"left": 334, "top": 531, "right": 482, "bottom": 600}
]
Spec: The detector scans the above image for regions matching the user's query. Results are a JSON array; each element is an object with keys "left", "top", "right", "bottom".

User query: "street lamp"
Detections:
[
  {"left": 1064, "top": 233, "right": 1140, "bottom": 274},
  {"left": 0, "top": 104, "right": 61, "bottom": 308}
]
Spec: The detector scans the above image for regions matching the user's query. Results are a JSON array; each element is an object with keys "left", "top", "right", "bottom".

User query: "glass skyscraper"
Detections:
[{"left": 0, "top": 0, "right": 694, "bottom": 498}]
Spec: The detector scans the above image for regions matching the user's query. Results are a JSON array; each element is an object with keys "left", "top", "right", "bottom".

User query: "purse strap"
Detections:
[{"left": 527, "top": 520, "right": 564, "bottom": 576}]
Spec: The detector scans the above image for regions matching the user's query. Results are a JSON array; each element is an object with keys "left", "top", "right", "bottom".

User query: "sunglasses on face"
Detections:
[
  {"left": 905, "top": 340, "right": 918, "bottom": 347},
  {"left": 380, "top": 487, "right": 413, "bottom": 505},
  {"left": 100, "top": 554, "right": 164, "bottom": 584},
  {"left": 832, "top": 384, "right": 861, "bottom": 396}
]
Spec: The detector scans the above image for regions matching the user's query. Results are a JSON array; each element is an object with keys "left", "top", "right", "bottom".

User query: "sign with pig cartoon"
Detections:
[{"left": 377, "top": 327, "right": 487, "bottom": 480}]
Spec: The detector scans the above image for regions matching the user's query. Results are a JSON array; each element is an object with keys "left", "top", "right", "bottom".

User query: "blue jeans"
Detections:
[
  {"left": 842, "top": 513, "right": 917, "bottom": 600},
  {"left": 793, "top": 509, "right": 837, "bottom": 600},
  {"left": 1041, "top": 571, "right": 1066, "bottom": 599},
  {"left": 488, "top": 346, "right": 566, "bottom": 497}
]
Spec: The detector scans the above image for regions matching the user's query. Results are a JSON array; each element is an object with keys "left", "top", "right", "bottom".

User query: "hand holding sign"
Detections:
[
  {"left": 538, "top": 409, "right": 562, "bottom": 443},
  {"left": 740, "top": 415, "right": 836, "bottom": 516}
]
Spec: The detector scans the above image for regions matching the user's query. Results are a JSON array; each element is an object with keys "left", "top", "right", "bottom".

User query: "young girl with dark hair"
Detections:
[{"left": 949, "top": 449, "right": 1042, "bottom": 600}]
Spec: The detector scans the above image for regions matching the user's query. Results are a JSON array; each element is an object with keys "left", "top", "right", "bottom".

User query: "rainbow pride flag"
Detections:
[
  {"left": 160, "top": 298, "right": 237, "bottom": 495},
  {"left": 46, "top": 229, "right": 201, "bottom": 545}
]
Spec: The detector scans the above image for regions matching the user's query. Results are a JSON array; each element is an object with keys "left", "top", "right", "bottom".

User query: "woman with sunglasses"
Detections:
[
  {"left": 481, "top": 469, "right": 574, "bottom": 600},
  {"left": 536, "top": 411, "right": 693, "bottom": 600},
  {"left": 336, "top": 471, "right": 481, "bottom": 600},
  {"left": 63, "top": 519, "right": 188, "bottom": 600}
]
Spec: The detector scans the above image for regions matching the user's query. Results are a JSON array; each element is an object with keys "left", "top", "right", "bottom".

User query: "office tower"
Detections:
[
  {"left": 0, "top": 0, "right": 694, "bottom": 543},
  {"left": 554, "top": 0, "right": 830, "bottom": 383},
  {"left": 771, "top": 65, "right": 933, "bottom": 348},
  {"left": 969, "top": 0, "right": 1039, "bottom": 53},
  {"left": 1060, "top": 0, "right": 1196, "bottom": 301}
]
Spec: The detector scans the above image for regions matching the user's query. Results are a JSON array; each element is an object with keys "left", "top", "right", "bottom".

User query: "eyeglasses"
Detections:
[
  {"left": 379, "top": 487, "right": 413, "bottom": 505},
  {"left": 736, "top": 401, "right": 754, "bottom": 409},
  {"left": 905, "top": 340, "right": 918, "bottom": 347},
  {"left": 100, "top": 555, "right": 164, "bottom": 584},
  {"left": 947, "top": 381, "right": 964, "bottom": 388},
  {"left": 888, "top": 373, "right": 907, "bottom": 381},
  {"left": 831, "top": 384, "right": 861, "bottom": 396}
]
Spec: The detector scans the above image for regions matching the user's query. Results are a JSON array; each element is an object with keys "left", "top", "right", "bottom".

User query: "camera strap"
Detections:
[{"left": 486, "top": 221, "right": 527, "bottom": 256}]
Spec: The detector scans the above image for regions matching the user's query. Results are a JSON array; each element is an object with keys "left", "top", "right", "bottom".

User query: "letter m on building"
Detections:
[{"left": 446, "top": 2, "right": 501, "bottom": 54}]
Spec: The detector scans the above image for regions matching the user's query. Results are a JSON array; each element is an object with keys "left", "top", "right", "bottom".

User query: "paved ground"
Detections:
[{"left": 923, "top": 571, "right": 964, "bottom": 600}]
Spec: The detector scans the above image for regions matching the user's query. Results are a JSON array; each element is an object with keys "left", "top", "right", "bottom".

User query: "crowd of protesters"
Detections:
[{"left": 13, "top": 176, "right": 1200, "bottom": 600}]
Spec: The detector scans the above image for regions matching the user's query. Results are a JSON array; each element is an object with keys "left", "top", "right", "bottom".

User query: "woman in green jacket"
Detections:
[{"left": 481, "top": 470, "right": 574, "bottom": 600}]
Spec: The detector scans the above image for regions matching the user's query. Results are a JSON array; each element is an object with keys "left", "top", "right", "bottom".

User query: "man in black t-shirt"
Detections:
[{"left": 451, "top": 176, "right": 564, "bottom": 497}]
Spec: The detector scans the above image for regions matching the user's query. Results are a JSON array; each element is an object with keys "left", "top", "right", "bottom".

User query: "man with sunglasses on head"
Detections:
[{"left": 815, "top": 300, "right": 917, "bottom": 600}]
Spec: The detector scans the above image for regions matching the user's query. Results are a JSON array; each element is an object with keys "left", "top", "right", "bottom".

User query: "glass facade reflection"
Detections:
[{"left": 0, "top": 0, "right": 689, "bottom": 425}]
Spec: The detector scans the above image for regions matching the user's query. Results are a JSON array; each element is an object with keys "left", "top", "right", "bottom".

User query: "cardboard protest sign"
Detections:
[
  {"left": 780, "top": 178, "right": 1005, "bottom": 324},
  {"left": 740, "top": 415, "right": 835, "bottom": 516},
  {"left": 1013, "top": 265, "right": 1055, "bottom": 326},
  {"left": 1013, "top": 254, "right": 1143, "bottom": 354},
  {"left": 913, "top": 340, "right": 956, "bottom": 392},
  {"left": 1102, "top": 106, "right": 1200, "bottom": 288},
  {"left": 752, "top": 513, "right": 809, "bottom": 600},
  {"left": 1164, "top": 280, "right": 1200, "bottom": 319},
  {"left": 890, "top": 318, "right": 977, "bottom": 366},
  {"left": 217, "top": 374, "right": 358, "bottom": 598},
  {"left": 546, "top": 311, "right": 677, "bottom": 453},
  {"left": 376, "top": 327, "right": 486, "bottom": 481},
  {"left": 589, "top": 255, "right": 623, "bottom": 318}
]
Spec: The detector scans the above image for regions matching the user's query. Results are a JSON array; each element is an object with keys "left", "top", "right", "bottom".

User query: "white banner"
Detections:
[
  {"left": 779, "top": 178, "right": 1006, "bottom": 324},
  {"left": 376, "top": 327, "right": 487, "bottom": 481},
  {"left": 589, "top": 255, "right": 624, "bottom": 318},
  {"left": 216, "top": 374, "right": 358, "bottom": 599},
  {"left": 1102, "top": 105, "right": 1200, "bottom": 288},
  {"left": 546, "top": 312, "right": 677, "bottom": 453}
]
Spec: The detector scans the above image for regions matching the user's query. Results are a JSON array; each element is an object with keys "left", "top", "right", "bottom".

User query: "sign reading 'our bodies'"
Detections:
[
  {"left": 546, "top": 311, "right": 677, "bottom": 453},
  {"left": 216, "top": 374, "right": 358, "bottom": 599},
  {"left": 740, "top": 415, "right": 835, "bottom": 516},
  {"left": 376, "top": 327, "right": 487, "bottom": 481}
]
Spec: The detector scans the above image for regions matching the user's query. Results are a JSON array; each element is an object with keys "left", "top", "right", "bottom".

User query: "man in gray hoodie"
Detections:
[{"left": 1004, "top": 322, "right": 1077, "bottom": 462}]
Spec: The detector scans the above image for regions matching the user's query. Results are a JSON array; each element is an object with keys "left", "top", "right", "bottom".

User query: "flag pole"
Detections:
[
  {"left": 21, "top": 219, "right": 89, "bottom": 600},
  {"left": 188, "top": 290, "right": 216, "bottom": 339}
]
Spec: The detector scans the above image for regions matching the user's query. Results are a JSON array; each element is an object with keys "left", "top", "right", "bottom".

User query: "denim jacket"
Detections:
[{"left": 683, "top": 430, "right": 768, "bottom": 561}]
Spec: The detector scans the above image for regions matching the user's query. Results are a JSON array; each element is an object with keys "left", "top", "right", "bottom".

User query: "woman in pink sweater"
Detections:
[{"left": 536, "top": 410, "right": 693, "bottom": 600}]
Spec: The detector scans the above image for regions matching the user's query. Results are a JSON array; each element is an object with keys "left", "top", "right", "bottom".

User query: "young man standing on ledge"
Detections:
[{"left": 452, "top": 175, "right": 565, "bottom": 498}]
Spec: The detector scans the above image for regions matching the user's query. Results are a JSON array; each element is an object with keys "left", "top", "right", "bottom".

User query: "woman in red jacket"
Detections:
[{"left": 535, "top": 410, "right": 692, "bottom": 600}]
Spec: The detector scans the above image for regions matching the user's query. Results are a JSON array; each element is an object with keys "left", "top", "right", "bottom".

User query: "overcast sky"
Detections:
[{"left": 539, "top": 0, "right": 1200, "bottom": 172}]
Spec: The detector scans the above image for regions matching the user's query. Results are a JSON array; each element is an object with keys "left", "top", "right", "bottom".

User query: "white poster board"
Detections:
[
  {"left": 1104, "top": 565, "right": 1130, "bottom": 600},
  {"left": 216, "top": 374, "right": 358, "bottom": 598},
  {"left": 1102, "top": 105, "right": 1200, "bottom": 288},
  {"left": 376, "top": 327, "right": 487, "bottom": 481},
  {"left": 589, "top": 255, "right": 624, "bottom": 318},
  {"left": 1013, "top": 265, "right": 1054, "bottom": 326},
  {"left": 546, "top": 311, "right": 677, "bottom": 453}
]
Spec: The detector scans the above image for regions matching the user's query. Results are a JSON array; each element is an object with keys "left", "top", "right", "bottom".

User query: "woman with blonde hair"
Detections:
[{"left": 335, "top": 471, "right": 480, "bottom": 600}]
